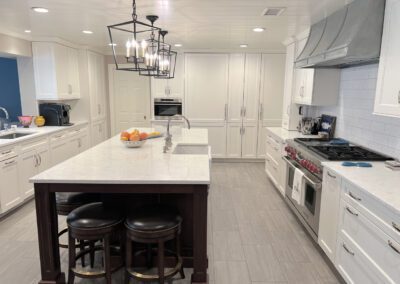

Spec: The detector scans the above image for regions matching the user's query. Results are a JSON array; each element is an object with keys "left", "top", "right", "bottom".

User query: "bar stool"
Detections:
[
  {"left": 67, "top": 202, "right": 124, "bottom": 284},
  {"left": 56, "top": 192, "right": 100, "bottom": 266},
  {"left": 124, "top": 204, "right": 185, "bottom": 284}
]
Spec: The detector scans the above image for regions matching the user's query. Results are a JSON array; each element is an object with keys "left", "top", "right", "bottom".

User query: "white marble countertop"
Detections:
[
  {"left": 0, "top": 121, "right": 89, "bottom": 148},
  {"left": 322, "top": 161, "right": 400, "bottom": 215},
  {"left": 31, "top": 128, "right": 211, "bottom": 185},
  {"left": 266, "top": 127, "right": 319, "bottom": 141}
]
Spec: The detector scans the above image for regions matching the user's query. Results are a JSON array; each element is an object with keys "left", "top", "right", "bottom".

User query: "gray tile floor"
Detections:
[{"left": 0, "top": 162, "right": 341, "bottom": 284}]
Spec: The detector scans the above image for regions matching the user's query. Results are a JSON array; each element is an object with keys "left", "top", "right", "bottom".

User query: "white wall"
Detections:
[{"left": 314, "top": 64, "right": 400, "bottom": 159}]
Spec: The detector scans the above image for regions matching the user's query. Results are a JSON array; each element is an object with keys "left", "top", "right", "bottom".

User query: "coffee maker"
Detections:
[{"left": 39, "top": 103, "right": 73, "bottom": 126}]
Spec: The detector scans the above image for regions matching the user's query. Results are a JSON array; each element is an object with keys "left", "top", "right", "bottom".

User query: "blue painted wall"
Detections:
[{"left": 0, "top": 57, "right": 22, "bottom": 121}]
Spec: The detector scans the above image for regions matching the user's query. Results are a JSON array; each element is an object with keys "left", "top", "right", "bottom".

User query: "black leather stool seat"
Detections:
[
  {"left": 56, "top": 192, "right": 100, "bottom": 216},
  {"left": 67, "top": 202, "right": 124, "bottom": 230},
  {"left": 125, "top": 204, "right": 182, "bottom": 232}
]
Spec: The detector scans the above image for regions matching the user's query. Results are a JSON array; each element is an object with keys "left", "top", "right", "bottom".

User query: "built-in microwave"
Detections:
[{"left": 154, "top": 98, "right": 182, "bottom": 120}]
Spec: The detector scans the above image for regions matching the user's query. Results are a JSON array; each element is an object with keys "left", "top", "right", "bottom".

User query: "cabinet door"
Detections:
[
  {"left": 318, "top": 169, "right": 341, "bottom": 263},
  {"left": 79, "top": 132, "right": 91, "bottom": 153},
  {"left": 243, "top": 54, "right": 261, "bottom": 124},
  {"left": 257, "top": 126, "right": 267, "bottom": 158},
  {"left": 191, "top": 123, "right": 226, "bottom": 158},
  {"left": 259, "top": 54, "right": 286, "bottom": 127},
  {"left": 226, "top": 123, "right": 242, "bottom": 158},
  {"left": 0, "top": 158, "right": 21, "bottom": 213},
  {"left": 88, "top": 51, "right": 99, "bottom": 120},
  {"left": 97, "top": 54, "right": 106, "bottom": 118},
  {"left": 91, "top": 120, "right": 107, "bottom": 146},
  {"left": 293, "top": 37, "right": 311, "bottom": 104},
  {"left": 67, "top": 47, "right": 80, "bottom": 99},
  {"left": 51, "top": 140, "right": 71, "bottom": 166},
  {"left": 374, "top": 0, "right": 400, "bottom": 117},
  {"left": 53, "top": 43, "right": 70, "bottom": 98},
  {"left": 185, "top": 54, "right": 229, "bottom": 122},
  {"left": 227, "top": 54, "right": 245, "bottom": 123},
  {"left": 242, "top": 124, "right": 258, "bottom": 158},
  {"left": 18, "top": 149, "right": 37, "bottom": 199},
  {"left": 37, "top": 146, "right": 50, "bottom": 174}
]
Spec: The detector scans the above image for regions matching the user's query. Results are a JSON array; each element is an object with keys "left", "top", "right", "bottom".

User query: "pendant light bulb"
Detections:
[
  {"left": 126, "top": 41, "right": 131, "bottom": 58},
  {"left": 140, "top": 40, "right": 147, "bottom": 58}
]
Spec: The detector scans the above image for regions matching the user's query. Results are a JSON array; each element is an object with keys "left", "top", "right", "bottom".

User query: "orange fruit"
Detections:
[
  {"left": 129, "top": 133, "right": 140, "bottom": 141},
  {"left": 120, "top": 131, "right": 130, "bottom": 140},
  {"left": 139, "top": 132, "right": 148, "bottom": 140}
]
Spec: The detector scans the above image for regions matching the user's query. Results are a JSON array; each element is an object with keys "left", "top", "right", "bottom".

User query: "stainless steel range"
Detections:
[{"left": 283, "top": 138, "right": 392, "bottom": 241}]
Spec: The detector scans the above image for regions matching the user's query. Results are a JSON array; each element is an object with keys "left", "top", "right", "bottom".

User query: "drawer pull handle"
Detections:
[
  {"left": 1, "top": 150, "right": 12, "bottom": 155},
  {"left": 388, "top": 240, "right": 400, "bottom": 255},
  {"left": 5, "top": 160, "right": 16, "bottom": 165},
  {"left": 393, "top": 222, "right": 400, "bottom": 233},
  {"left": 346, "top": 206, "right": 358, "bottom": 216},
  {"left": 349, "top": 192, "right": 362, "bottom": 202},
  {"left": 342, "top": 243, "right": 355, "bottom": 256},
  {"left": 327, "top": 172, "right": 336, "bottom": 179}
]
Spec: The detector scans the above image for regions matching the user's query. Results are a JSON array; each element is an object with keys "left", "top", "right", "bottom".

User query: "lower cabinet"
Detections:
[
  {"left": 318, "top": 169, "right": 341, "bottom": 263},
  {"left": 50, "top": 130, "right": 71, "bottom": 166},
  {"left": 264, "top": 129, "right": 286, "bottom": 195},
  {"left": 91, "top": 119, "right": 107, "bottom": 146},
  {"left": 19, "top": 138, "right": 50, "bottom": 199},
  {"left": 0, "top": 154, "right": 20, "bottom": 214},
  {"left": 191, "top": 122, "right": 227, "bottom": 158},
  {"left": 226, "top": 123, "right": 258, "bottom": 158}
]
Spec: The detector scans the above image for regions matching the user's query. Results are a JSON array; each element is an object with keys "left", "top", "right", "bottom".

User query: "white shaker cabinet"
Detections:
[
  {"left": 318, "top": 169, "right": 342, "bottom": 263},
  {"left": 374, "top": 0, "right": 400, "bottom": 117},
  {"left": 32, "top": 42, "right": 80, "bottom": 100},
  {"left": 257, "top": 54, "right": 286, "bottom": 158},
  {"left": 282, "top": 41, "right": 301, "bottom": 130},
  {"left": 293, "top": 37, "right": 340, "bottom": 106},
  {"left": 50, "top": 130, "right": 71, "bottom": 166},
  {"left": 91, "top": 119, "right": 107, "bottom": 146},
  {"left": 19, "top": 139, "right": 50, "bottom": 199},
  {"left": 88, "top": 51, "right": 107, "bottom": 120},
  {"left": 0, "top": 155, "right": 21, "bottom": 214}
]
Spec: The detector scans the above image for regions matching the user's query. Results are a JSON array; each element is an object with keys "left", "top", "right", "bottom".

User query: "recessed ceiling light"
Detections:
[
  {"left": 32, "top": 7, "right": 49, "bottom": 13},
  {"left": 109, "top": 43, "right": 117, "bottom": 46},
  {"left": 24, "top": 30, "right": 31, "bottom": 33},
  {"left": 240, "top": 44, "right": 248, "bottom": 48},
  {"left": 253, "top": 27, "right": 265, "bottom": 32},
  {"left": 82, "top": 30, "right": 93, "bottom": 34},
  {"left": 174, "top": 43, "right": 182, "bottom": 47}
]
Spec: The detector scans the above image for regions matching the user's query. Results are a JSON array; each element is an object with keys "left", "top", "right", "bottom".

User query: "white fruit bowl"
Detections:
[{"left": 121, "top": 139, "right": 147, "bottom": 148}]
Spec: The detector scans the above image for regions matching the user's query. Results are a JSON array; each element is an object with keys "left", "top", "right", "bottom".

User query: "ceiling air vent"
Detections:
[{"left": 262, "top": 7, "right": 286, "bottom": 16}]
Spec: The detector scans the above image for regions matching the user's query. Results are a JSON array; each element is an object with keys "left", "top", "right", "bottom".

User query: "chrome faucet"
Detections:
[
  {"left": 163, "top": 115, "right": 191, "bottom": 153},
  {"left": 0, "top": 107, "right": 9, "bottom": 130},
  {"left": 0, "top": 107, "right": 9, "bottom": 120}
]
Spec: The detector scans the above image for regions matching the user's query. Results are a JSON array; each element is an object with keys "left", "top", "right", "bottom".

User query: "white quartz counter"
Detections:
[
  {"left": 322, "top": 161, "right": 400, "bottom": 215},
  {"left": 31, "top": 128, "right": 211, "bottom": 185},
  {"left": 0, "top": 121, "right": 89, "bottom": 148},
  {"left": 266, "top": 127, "right": 319, "bottom": 141}
]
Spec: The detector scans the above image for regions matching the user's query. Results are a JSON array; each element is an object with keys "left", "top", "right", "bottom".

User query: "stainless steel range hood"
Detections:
[{"left": 295, "top": 0, "right": 385, "bottom": 68}]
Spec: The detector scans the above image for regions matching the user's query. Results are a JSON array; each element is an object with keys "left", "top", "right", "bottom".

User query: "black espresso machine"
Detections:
[{"left": 39, "top": 103, "right": 73, "bottom": 126}]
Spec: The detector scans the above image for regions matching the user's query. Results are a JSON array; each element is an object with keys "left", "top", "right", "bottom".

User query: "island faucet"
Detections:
[
  {"left": 0, "top": 107, "right": 9, "bottom": 130},
  {"left": 163, "top": 115, "right": 191, "bottom": 153}
]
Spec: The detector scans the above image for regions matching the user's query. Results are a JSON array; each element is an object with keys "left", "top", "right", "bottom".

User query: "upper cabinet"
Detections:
[
  {"left": 87, "top": 51, "right": 107, "bottom": 120},
  {"left": 32, "top": 42, "right": 81, "bottom": 100},
  {"left": 185, "top": 53, "right": 229, "bottom": 122},
  {"left": 293, "top": 37, "right": 340, "bottom": 106},
  {"left": 151, "top": 53, "right": 184, "bottom": 98},
  {"left": 374, "top": 0, "right": 400, "bottom": 117}
]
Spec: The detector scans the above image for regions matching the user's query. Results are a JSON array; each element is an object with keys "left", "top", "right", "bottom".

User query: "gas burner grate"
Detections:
[{"left": 308, "top": 146, "right": 393, "bottom": 161}]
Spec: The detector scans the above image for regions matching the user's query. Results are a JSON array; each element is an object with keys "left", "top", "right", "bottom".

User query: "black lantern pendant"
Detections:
[
  {"left": 140, "top": 30, "right": 177, "bottom": 79},
  {"left": 107, "top": 0, "right": 161, "bottom": 72}
]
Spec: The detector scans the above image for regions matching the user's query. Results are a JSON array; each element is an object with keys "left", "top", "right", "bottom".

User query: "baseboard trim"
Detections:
[{"left": 212, "top": 158, "right": 264, "bottom": 163}]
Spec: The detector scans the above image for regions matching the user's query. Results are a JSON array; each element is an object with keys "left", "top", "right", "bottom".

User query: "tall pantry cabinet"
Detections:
[{"left": 185, "top": 53, "right": 285, "bottom": 159}]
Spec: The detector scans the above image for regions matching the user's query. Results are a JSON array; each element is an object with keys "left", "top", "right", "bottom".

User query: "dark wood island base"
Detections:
[{"left": 34, "top": 183, "right": 209, "bottom": 284}]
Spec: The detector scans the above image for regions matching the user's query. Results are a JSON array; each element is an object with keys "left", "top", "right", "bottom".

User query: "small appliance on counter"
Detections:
[
  {"left": 39, "top": 103, "right": 73, "bottom": 126},
  {"left": 299, "top": 117, "right": 320, "bottom": 135},
  {"left": 318, "top": 114, "right": 336, "bottom": 139}
]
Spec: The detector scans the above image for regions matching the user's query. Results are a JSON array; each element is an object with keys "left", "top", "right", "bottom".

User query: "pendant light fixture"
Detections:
[
  {"left": 107, "top": 0, "right": 161, "bottom": 72},
  {"left": 140, "top": 30, "right": 177, "bottom": 79}
]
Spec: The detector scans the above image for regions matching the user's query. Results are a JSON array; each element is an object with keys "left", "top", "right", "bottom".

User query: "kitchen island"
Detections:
[{"left": 31, "top": 128, "right": 211, "bottom": 284}]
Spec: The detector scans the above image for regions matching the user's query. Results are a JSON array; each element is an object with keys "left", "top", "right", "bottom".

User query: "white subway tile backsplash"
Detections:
[{"left": 315, "top": 63, "right": 400, "bottom": 160}]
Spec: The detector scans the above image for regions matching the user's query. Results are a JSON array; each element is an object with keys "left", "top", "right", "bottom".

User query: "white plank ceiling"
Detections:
[{"left": 0, "top": 0, "right": 352, "bottom": 53}]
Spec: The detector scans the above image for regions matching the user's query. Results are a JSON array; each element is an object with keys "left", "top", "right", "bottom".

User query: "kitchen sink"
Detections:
[
  {"left": 172, "top": 144, "right": 210, "bottom": 155},
  {"left": 0, "top": 132, "right": 36, "bottom": 139}
]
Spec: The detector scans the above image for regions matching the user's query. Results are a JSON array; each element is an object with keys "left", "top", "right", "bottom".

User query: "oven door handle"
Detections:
[{"left": 283, "top": 156, "right": 322, "bottom": 188}]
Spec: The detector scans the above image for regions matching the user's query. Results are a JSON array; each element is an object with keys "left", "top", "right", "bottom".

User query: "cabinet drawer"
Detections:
[
  {"left": 323, "top": 168, "right": 340, "bottom": 189},
  {"left": 20, "top": 138, "right": 48, "bottom": 153},
  {"left": 340, "top": 200, "right": 400, "bottom": 283},
  {"left": 342, "top": 180, "right": 400, "bottom": 244},
  {"left": 336, "top": 235, "right": 388, "bottom": 284},
  {"left": 0, "top": 146, "right": 17, "bottom": 162},
  {"left": 69, "top": 126, "right": 89, "bottom": 137},
  {"left": 50, "top": 130, "right": 69, "bottom": 144},
  {"left": 266, "top": 137, "right": 281, "bottom": 162}
]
